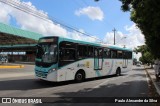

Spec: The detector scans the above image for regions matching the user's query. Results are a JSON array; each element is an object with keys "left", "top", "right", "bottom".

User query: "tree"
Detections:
[
  {"left": 139, "top": 56, "right": 144, "bottom": 64},
  {"left": 95, "top": 0, "right": 160, "bottom": 58},
  {"left": 133, "top": 45, "right": 148, "bottom": 57},
  {"left": 134, "top": 45, "right": 154, "bottom": 67},
  {"left": 119, "top": 0, "right": 160, "bottom": 58}
]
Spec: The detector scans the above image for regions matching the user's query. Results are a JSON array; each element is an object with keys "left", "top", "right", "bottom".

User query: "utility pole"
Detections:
[{"left": 112, "top": 28, "right": 116, "bottom": 45}]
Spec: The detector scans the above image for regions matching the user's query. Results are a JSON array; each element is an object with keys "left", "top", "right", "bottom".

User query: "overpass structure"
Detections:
[{"left": 0, "top": 22, "right": 43, "bottom": 62}]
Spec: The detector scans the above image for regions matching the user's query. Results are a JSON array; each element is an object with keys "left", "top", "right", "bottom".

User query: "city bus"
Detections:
[{"left": 35, "top": 36, "right": 132, "bottom": 82}]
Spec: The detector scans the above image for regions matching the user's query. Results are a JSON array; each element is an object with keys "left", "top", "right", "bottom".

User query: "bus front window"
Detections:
[{"left": 37, "top": 44, "right": 57, "bottom": 63}]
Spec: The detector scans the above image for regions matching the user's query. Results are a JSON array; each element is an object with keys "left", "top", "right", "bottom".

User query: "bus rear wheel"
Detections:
[
  {"left": 75, "top": 71, "right": 85, "bottom": 82},
  {"left": 116, "top": 68, "right": 121, "bottom": 76}
]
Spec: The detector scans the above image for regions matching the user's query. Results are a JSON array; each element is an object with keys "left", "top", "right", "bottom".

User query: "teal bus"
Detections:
[{"left": 35, "top": 36, "right": 132, "bottom": 82}]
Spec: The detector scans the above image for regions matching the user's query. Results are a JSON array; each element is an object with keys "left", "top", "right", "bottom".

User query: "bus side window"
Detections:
[
  {"left": 99, "top": 48, "right": 103, "bottom": 58},
  {"left": 123, "top": 51, "right": 127, "bottom": 59},
  {"left": 104, "top": 48, "right": 111, "bottom": 58},
  {"left": 111, "top": 50, "right": 117, "bottom": 58},
  {"left": 78, "top": 45, "right": 88, "bottom": 59},
  {"left": 94, "top": 47, "right": 103, "bottom": 58},
  {"left": 117, "top": 51, "right": 123, "bottom": 59},
  {"left": 88, "top": 46, "right": 94, "bottom": 57},
  {"left": 129, "top": 52, "right": 132, "bottom": 59},
  {"left": 125, "top": 51, "right": 132, "bottom": 59},
  {"left": 61, "top": 49, "right": 76, "bottom": 60},
  {"left": 59, "top": 41, "right": 77, "bottom": 67},
  {"left": 94, "top": 48, "right": 98, "bottom": 57}
]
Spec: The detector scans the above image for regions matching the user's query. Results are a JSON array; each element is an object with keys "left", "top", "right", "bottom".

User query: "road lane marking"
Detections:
[
  {"left": 92, "top": 75, "right": 128, "bottom": 89},
  {"left": 92, "top": 79, "right": 109, "bottom": 89},
  {"left": 145, "top": 71, "right": 150, "bottom": 84}
]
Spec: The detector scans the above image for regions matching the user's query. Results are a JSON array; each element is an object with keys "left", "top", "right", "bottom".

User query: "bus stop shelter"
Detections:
[{"left": 0, "top": 22, "right": 43, "bottom": 62}]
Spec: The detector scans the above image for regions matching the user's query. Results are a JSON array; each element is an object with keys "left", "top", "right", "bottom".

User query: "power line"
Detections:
[
  {"left": 0, "top": 0, "right": 103, "bottom": 42},
  {"left": 0, "top": 0, "right": 49, "bottom": 21}
]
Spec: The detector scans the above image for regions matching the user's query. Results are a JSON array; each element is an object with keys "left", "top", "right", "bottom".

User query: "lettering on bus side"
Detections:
[
  {"left": 77, "top": 63, "right": 85, "bottom": 67},
  {"left": 77, "top": 61, "right": 90, "bottom": 68},
  {"left": 86, "top": 61, "right": 90, "bottom": 68},
  {"left": 105, "top": 62, "right": 110, "bottom": 65}
]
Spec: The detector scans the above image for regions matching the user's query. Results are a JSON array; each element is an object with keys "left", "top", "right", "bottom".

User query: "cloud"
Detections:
[
  {"left": 103, "top": 24, "right": 145, "bottom": 49},
  {"left": 0, "top": 3, "right": 11, "bottom": 23},
  {"left": 0, "top": 0, "right": 145, "bottom": 51},
  {"left": 75, "top": 6, "right": 104, "bottom": 21},
  {"left": 0, "top": 0, "right": 99, "bottom": 42},
  {"left": 67, "top": 29, "right": 97, "bottom": 42},
  {"left": 0, "top": 1, "right": 67, "bottom": 37}
]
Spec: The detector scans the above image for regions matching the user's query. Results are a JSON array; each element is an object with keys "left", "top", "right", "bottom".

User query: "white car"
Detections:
[{"left": 136, "top": 63, "right": 141, "bottom": 67}]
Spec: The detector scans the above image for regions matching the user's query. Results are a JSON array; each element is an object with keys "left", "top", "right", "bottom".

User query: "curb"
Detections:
[
  {"left": 0, "top": 65, "right": 24, "bottom": 69},
  {"left": 145, "top": 66, "right": 160, "bottom": 96}
]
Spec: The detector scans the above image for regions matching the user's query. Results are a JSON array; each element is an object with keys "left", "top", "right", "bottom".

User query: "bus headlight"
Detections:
[{"left": 48, "top": 68, "right": 56, "bottom": 74}]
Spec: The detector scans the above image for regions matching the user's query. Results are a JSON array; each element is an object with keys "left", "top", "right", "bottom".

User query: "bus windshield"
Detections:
[{"left": 36, "top": 43, "right": 57, "bottom": 63}]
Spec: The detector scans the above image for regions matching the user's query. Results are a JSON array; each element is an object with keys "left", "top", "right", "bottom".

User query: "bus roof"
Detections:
[
  {"left": 108, "top": 45, "right": 132, "bottom": 51},
  {"left": 40, "top": 36, "right": 132, "bottom": 51}
]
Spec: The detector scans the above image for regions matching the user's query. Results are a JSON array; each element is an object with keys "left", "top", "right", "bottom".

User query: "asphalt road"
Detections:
[{"left": 0, "top": 65, "right": 154, "bottom": 106}]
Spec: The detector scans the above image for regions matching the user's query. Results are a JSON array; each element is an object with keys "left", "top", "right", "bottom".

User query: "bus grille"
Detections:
[{"left": 35, "top": 70, "right": 48, "bottom": 78}]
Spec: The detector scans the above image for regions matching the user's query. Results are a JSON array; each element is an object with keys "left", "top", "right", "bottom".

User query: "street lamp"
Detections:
[{"left": 121, "top": 36, "right": 127, "bottom": 48}]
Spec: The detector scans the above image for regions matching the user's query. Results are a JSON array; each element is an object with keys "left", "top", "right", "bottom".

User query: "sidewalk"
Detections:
[{"left": 145, "top": 66, "right": 160, "bottom": 96}]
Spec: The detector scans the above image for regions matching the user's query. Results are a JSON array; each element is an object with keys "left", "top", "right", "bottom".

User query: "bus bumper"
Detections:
[{"left": 35, "top": 71, "right": 58, "bottom": 82}]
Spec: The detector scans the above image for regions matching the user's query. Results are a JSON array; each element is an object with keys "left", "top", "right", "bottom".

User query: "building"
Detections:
[{"left": 0, "top": 22, "right": 43, "bottom": 62}]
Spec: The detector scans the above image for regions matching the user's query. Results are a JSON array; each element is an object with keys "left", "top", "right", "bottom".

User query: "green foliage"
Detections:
[
  {"left": 119, "top": 0, "right": 160, "bottom": 58},
  {"left": 135, "top": 45, "right": 154, "bottom": 64},
  {"left": 143, "top": 51, "right": 154, "bottom": 64},
  {"left": 139, "top": 51, "right": 154, "bottom": 64},
  {"left": 133, "top": 45, "right": 148, "bottom": 55},
  {"left": 139, "top": 56, "right": 144, "bottom": 63}
]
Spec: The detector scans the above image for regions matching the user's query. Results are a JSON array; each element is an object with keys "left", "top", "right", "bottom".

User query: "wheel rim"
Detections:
[{"left": 76, "top": 73, "right": 83, "bottom": 81}]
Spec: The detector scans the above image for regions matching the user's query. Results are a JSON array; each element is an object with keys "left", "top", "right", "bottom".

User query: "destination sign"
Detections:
[{"left": 39, "top": 37, "right": 57, "bottom": 43}]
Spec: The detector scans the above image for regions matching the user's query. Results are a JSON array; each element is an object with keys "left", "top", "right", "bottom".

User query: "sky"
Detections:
[{"left": 0, "top": 0, "right": 144, "bottom": 59}]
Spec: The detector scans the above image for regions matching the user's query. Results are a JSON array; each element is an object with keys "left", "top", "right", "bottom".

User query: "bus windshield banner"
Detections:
[{"left": 39, "top": 38, "right": 57, "bottom": 43}]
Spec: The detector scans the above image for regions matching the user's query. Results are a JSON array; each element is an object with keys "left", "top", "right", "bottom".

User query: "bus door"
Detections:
[
  {"left": 94, "top": 48, "right": 103, "bottom": 70},
  {"left": 123, "top": 52, "right": 128, "bottom": 68}
]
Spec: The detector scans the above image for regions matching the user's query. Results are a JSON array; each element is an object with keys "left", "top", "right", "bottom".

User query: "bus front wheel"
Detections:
[{"left": 75, "top": 71, "right": 85, "bottom": 82}]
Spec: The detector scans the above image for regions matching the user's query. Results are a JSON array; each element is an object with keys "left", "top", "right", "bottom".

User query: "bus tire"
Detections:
[
  {"left": 75, "top": 70, "right": 85, "bottom": 82},
  {"left": 116, "top": 67, "right": 121, "bottom": 76}
]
